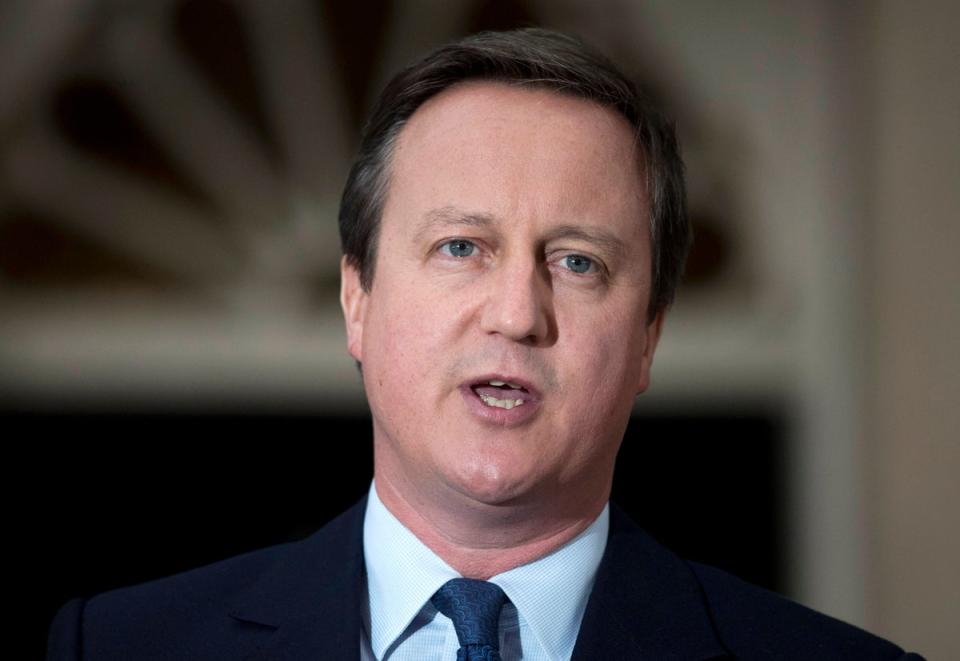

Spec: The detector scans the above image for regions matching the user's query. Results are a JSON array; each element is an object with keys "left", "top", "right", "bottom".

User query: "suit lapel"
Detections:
[
  {"left": 572, "top": 504, "right": 731, "bottom": 661},
  {"left": 227, "top": 497, "right": 368, "bottom": 661},
  {"left": 220, "top": 497, "right": 728, "bottom": 660}
]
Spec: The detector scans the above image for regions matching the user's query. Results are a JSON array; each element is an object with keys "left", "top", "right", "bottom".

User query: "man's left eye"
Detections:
[
  {"left": 563, "top": 254, "right": 594, "bottom": 274},
  {"left": 440, "top": 240, "right": 476, "bottom": 258}
]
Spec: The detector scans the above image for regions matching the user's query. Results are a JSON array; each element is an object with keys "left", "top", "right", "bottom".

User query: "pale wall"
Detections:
[{"left": 866, "top": 1, "right": 960, "bottom": 658}]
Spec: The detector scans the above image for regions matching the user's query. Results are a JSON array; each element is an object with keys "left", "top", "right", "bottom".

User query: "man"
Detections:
[{"left": 48, "top": 29, "right": 922, "bottom": 660}]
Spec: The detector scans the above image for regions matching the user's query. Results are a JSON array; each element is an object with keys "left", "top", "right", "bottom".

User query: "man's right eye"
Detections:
[{"left": 439, "top": 240, "right": 476, "bottom": 258}]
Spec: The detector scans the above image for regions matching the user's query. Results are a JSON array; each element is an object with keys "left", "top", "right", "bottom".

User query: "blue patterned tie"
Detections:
[{"left": 431, "top": 578, "right": 508, "bottom": 661}]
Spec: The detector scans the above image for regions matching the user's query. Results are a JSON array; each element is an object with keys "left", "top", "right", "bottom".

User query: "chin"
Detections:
[{"left": 446, "top": 456, "right": 540, "bottom": 507}]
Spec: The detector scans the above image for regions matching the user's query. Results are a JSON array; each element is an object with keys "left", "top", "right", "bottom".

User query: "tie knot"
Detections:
[{"left": 431, "top": 578, "right": 507, "bottom": 650}]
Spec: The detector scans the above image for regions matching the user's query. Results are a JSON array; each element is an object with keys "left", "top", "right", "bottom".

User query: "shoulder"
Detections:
[
  {"left": 47, "top": 498, "right": 367, "bottom": 661},
  {"left": 48, "top": 541, "right": 296, "bottom": 661},
  {"left": 598, "top": 503, "right": 923, "bottom": 660},
  {"left": 687, "top": 561, "right": 922, "bottom": 660},
  {"left": 87, "top": 539, "right": 294, "bottom": 623}
]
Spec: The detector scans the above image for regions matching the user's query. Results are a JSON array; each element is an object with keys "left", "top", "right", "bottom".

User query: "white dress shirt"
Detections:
[{"left": 360, "top": 482, "right": 609, "bottom": 661}]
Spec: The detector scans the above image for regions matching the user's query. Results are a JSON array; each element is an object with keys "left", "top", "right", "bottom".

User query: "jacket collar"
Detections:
[
  {"left": 225, "top": 498, "right": 728, "bottom": 660},
  {"left": 227, "top": 496, "right": 368, "bottom": 660},
  {"left": 571, "top": 503, "right": 730, "bottom": 660}
]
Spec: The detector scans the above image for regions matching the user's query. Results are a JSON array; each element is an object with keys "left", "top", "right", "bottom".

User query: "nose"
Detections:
[{"left": 479, "top": 257, "right": 553, "bottom": 345}]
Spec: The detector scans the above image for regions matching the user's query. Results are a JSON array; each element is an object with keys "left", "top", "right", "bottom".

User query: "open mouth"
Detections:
[{"left": 470, "top": 379, "right": 530, "bottom": 410}]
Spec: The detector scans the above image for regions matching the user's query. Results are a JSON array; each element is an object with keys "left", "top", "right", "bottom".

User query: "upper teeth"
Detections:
[
  {"left": 479, "top": 394, "right": 525, "bottom": 409},
  {"left": 488, "top": 379, "right": 523, "bottom": 389}
]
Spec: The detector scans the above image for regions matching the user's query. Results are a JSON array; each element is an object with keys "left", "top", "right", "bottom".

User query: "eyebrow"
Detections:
[
  {"left": 414, "top": 206, "right": 497, "bottom": 241},
  {"left": 541, "top": 224, "right": 629, "bottom": 260},
  {"left": 416, "top": 206, "right": 629, "bottom": 260}
]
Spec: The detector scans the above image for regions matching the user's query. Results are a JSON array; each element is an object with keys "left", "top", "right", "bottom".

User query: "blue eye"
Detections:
[
  {"left": 564, "top": 254, "right": 593, "bottom": 273},
  {"left": 440, "top": 240, "right": 475, "bottom": 257}
]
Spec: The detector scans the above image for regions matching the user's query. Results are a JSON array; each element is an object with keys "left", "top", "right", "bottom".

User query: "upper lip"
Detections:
[{"left": 465, "top": 373, "right": 542, "bottom": 401}]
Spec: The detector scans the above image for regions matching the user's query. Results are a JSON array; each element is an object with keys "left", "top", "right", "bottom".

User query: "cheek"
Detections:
[
  {"left": 365, "top": 282, "right": 462, "bottom": 395},
  {"left": 554, "top": 333, "right": 637, "bottom": 476},
  {"left": 555, "top": 308, "right": 647, "bottom": 414},
  {"left": 363, "top": 293, "right": 441, "bottom": 455}
]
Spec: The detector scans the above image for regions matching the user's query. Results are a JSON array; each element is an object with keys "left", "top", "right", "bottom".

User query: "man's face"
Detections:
[{"left": 341, "top": 82, "right": 662, "bottom": 512}]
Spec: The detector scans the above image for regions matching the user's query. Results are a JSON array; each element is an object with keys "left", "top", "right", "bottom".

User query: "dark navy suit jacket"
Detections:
[{"left": 47, "top": 499, "right": 923, "bottom": 660}]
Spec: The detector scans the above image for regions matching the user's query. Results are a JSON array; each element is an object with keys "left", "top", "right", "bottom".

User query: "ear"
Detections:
[
  {"left": 340, "top": 256, "right": 369, "bottom": 362},
  {"left": 635, "top": 309, "right": 665, "bottom": 395}
]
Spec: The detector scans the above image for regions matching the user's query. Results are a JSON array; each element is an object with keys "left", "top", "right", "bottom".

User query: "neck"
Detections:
[{"left": 373, "top": 472, "right": 608, "bottom": 579}]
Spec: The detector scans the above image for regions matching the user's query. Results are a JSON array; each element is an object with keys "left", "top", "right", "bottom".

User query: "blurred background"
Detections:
[{"left": 1, "top": 0, "right": 956, "bottom": 658}]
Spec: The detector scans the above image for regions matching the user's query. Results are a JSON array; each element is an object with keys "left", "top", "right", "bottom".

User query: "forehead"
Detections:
[{"left": 384, "top": 81, "right": 646, "bottom": 237}]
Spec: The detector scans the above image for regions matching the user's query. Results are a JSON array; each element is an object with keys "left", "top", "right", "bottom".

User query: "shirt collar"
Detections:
[
  {"left": 490, "top": 506, "right": 608, "bottom": 660},
  {"left": 363, "top": 481, "right": 609, "bottom": 661},
  {"left": 363, "top": 483, "right": 461, "bottom": 659}
]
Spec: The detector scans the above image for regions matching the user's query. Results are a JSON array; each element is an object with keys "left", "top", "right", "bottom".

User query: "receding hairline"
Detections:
[
  {"left": 398, "top": 78, "right": 645, "bottom": 147},
  {"left": 382, "top": 79, "right": 651, "bottom": 235}
]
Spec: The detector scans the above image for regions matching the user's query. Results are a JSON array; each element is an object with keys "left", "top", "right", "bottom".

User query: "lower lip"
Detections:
[{"left": 458, "top": 385, "right": 541, "bottom": 426}]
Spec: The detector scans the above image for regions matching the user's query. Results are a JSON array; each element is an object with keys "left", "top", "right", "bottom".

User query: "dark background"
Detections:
[{"left": 15, "top": 408, "right": 783, "bottom": 658}]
